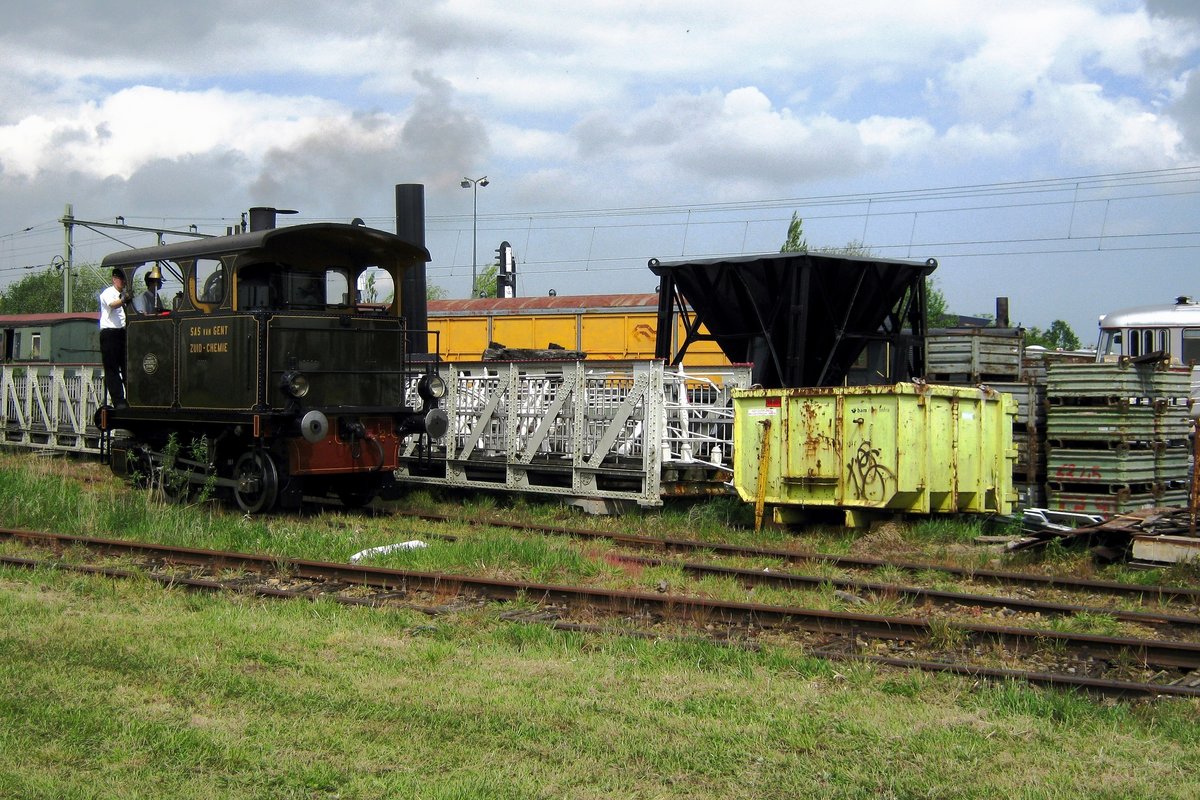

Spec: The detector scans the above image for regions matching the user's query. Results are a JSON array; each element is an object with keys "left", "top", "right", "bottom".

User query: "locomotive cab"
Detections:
[{"left": 98, "top": 222, "right": 446, "bottom": 512}]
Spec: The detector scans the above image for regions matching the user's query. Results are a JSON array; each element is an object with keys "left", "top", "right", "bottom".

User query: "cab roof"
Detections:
[
  {"left": 100, "top": 223, "right": 430, "bottom": 269},
  {"left": 1098, "top": 299, "right": 1200, "bottom": 329}
]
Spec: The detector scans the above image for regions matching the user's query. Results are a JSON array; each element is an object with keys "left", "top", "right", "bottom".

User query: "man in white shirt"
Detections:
[{"left": 99, "top": 268, "right": 131, "bottom": 407}]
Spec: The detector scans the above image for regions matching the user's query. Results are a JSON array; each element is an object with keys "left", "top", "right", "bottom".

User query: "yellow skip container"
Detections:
[{"left": 733, "top": 383, "right": 1016, "bottom": 527}]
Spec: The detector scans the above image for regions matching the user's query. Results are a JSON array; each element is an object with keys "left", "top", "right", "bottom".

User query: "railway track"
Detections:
[
  {"left": 366, "top": 510, "right": 1200, "bottom": 635},
  {"left": 391, "top": 509, "right": 1200, "bottom": 606},
  {"left": 4, "top": 527, "right": 1200, "bottom": 698},
  {"left": 604, "top": 552, "right": 1200, "bottom": 634}
]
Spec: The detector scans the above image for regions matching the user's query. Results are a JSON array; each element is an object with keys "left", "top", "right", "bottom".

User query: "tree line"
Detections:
[{"left": 0, "top": 265, "right": 110, "bottom": 316}]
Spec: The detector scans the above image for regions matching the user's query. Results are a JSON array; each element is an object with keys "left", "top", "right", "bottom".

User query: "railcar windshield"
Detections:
[{"left": 1096, "top": 329, "right": 1121, "bottom": 359}]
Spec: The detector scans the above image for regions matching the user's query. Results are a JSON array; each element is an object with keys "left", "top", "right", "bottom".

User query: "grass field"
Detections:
[{"left": 2, "top": 452, "right": 1199, "bottom": 799}]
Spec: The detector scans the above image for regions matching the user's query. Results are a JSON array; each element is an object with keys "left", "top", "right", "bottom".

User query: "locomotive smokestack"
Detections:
[
  {"left": 248, "top": 207, "right": 277, "bottom": 231},
  {"left": 396, "top": 184, "right": 429, "bottom": 355},
  {"left": 247, "top": 207, "right": 297, "bottom": 232}
]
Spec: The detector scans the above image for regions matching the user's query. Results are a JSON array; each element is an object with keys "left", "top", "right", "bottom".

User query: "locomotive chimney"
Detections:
[
  {"left": 248, "top": 207, "right": 277, "bottom": 231},
  {"left": 995, "top": 297, "right": 1009, "bottom": 328},
  {"left": 247, "top": 207, "right": 297, "bottom": 232},
  {"left": 396, "top": 184, "right": 429, "bottom": 355}
]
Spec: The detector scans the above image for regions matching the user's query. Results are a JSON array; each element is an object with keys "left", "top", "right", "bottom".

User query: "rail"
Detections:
[
  {"left": 0, "top": 364, "right": 106, "bottom": 453},
  {"left": 6, "top": 527, "right": 1200, "bottom": 698}
]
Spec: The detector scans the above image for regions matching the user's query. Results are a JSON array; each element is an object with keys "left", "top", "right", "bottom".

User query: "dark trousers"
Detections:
[{"left": 100, "top": 327, "right": 127, "bottom": 405}]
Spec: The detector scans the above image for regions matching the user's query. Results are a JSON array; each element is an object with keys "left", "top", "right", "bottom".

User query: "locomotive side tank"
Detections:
[{"left": 97, "top": 220, "right": 447, "bottom": 512}]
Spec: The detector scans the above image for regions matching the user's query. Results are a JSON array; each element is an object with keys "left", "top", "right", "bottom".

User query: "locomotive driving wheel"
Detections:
[
  {"left": 233, "top": 450, "right": 279, "bottom": 514},
  {"left": 158, "top": 465, "right": 191, "bottom": 504},
  {"left": 123, "top": 443, "right": 153, "bottom": 488}
]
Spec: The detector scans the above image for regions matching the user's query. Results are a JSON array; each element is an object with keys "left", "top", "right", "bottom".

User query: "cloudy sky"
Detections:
[{"left": 2, "top": 0, "right": 1200, "bottom": 339}]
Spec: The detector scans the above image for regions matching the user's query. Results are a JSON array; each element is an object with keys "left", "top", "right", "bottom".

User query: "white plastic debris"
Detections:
[{"left": 349, "top": 541, "right": 428, "bottom": 562}]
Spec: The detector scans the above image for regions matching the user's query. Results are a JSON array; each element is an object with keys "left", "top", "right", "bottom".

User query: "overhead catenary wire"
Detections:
[{"left": 3, "top": 165, "right": 1200, "bottom": 285}]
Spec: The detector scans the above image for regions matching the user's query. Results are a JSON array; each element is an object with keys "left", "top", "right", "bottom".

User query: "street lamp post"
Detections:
[{"left": 460, "top": 176, "right": 489, "bottom": 298}]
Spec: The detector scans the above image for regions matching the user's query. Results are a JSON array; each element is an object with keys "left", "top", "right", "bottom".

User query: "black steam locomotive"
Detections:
[{"left": 97, "top": 213, "right": 447, "bottom": 512}]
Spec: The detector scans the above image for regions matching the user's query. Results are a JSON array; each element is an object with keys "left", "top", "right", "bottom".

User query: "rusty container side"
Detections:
[{"left": 732, "top": 383, "right": 1015, "bottom": 517}]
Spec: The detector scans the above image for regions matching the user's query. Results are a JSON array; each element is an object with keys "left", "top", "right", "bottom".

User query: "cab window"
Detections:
[
  {"left": 234, "top": 265, "right": 356, "bottom": 311},
  {"left": 357, "top": 267, "right": 393, "bottom": 306},
  {"left": 194, "top": 258, "right": 226, "bottom": 309},
  {"left": 284, "top": 271, "right": 325, "bottom": 309},
  {"left": 237, "top": 263, "right": 275, "bottom": 309},
  {"left": 326, "top": 269, "right": 351, "bottom": 306},
  {"left": 1183, "top": 329, "right": 1200, "bottom": 365}
]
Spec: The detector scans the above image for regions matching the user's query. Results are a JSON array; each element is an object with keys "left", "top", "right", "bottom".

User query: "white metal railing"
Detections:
[
  {"left": 1, "top": 365, "right": 107, "bottom": 453},
  {"left": 399, "top": 360, "right": 750, "bottom": 505},
  {"left": 661, "top": 363, "right": 740, "bottom": 470}
]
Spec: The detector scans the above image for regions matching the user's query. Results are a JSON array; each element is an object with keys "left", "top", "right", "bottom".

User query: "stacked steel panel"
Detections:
[
  {"left": 1045, "top": 362, "right": 1191, "bottom": 515},
  {"left": 1005, "top": 349, "right": 1097, "bottom": 508},
  {"left": 925, "top": 329, "right": 1041, "bottom": 504},
  {"left": 987, "top": 378, "right": 1045, "bottom": 508},
  {"left": 925, "top": 328, "right": 1024, "bottom": 383}
]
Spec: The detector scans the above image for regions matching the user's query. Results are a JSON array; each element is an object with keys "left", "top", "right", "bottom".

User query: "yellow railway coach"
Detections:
[{"left": 426, "top": 293, "right": 730, "bottom": 365}]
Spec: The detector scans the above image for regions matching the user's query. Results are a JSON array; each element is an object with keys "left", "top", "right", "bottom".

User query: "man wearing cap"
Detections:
[
  {"left": 99, "top": 267, "right": 131, "bottom": 408},
  {"left": 135, "top": 266, "right": 165, "bottom": 315}
]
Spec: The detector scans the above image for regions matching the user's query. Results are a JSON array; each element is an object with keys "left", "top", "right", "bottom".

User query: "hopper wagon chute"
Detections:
[{"left": 648, "top": 251, "right": 935, "bottom": 388}]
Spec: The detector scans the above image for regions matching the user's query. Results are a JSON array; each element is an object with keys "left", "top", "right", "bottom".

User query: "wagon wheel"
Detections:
[{"left": 233, "top": 450, "right": 279, "bottom": 514}]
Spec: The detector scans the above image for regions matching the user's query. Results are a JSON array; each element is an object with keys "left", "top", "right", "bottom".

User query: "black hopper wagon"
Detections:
[{"left": 96, "top": 216, "right": 448, "bottom": 512}]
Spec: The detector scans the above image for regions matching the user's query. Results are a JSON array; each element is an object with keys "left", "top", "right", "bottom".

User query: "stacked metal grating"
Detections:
[
  {"left": 925, "top": 328, "right": 1023, "bottom": 383},
  {"left": 986, "top": 377, "right": 1046, "bottom": 509},
  {"left": 1045, "top": 362, "right": 1192, "bottom": 516},
  {"left": 926, "top": 328, "right": 1041, "bottom": 505}
]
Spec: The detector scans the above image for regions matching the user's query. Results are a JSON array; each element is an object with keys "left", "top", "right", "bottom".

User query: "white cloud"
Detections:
[
  {"left": 1028, "top": 82, "right": 1184, "bottom": 166},
  {"left": 856, "top": 116, "right": 936, "bottom": 154},
  {"left": 939, "top": 124, "right": 1024, "bottom": 161},
  {"left": 490, "top": 124, "right": 573, "bottom": 163},
  {"left": 0, "top": 87, "right": 344, "bottom": 180},
  {"left": 569, "top": 86, "right": 948, "bottom": 196}
]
